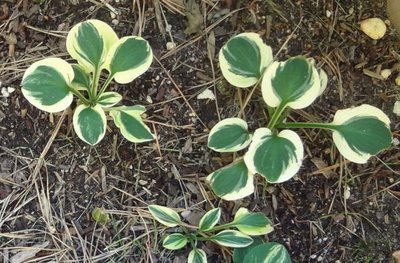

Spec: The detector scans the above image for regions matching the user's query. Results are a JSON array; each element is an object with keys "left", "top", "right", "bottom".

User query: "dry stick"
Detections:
[
  {"left": 160, "top": 8, "right": 244, "bottom": 61},
  {"left": 154, "top": 56, "right": 208, "bottom": 129}
]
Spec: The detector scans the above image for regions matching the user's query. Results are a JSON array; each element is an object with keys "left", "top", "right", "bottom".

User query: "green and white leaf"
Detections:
[
  {"left": 318, "top": 68, "right": 328, "bottom": 95},
  {"left": 243, "top": 242, "right": 292, "bottom": 263},
  {"left": 210, "top": 230, "right": 253, "bottom": 248},
  {"left": 233, "top": 237, "right": 264, "bottom": 263},
  {"left": 244, "top": 128, "right": 303, "bottom": 183},
  {"left": 148, "top": 205, "right": 182, "bottom": 227},
  {"left": 219, "top": 32, "right": 273, "bottom": 88},
  {"left": 207, "top": 160, "right": 254, "bottom": 201},
  {"left": 261, "top": 56, "right": 321, "bottom": 109},
  {"left": 110, "top": 106, "right": 154, "bottom": 143},
  {"left": 21, "top": 58, "right": 74, "bottom": 113},
  {"left": 71, "top": 64, "right": 90, "bottom": 91},
  {"left": 105, "top": 36, "right": 153, "bottom": 84},
  {"left": 73, "top": 104, "right": 107, "bottom": 145},
  {"left": 330, "top": 104, "right": 392, "bottom": 164},
  {"left": 67, "top": 19, "right": 118, "bottom": 72},
  {"left": 208, "top": 118, "right": 252, "bottom": 152},
  {"left": 188, "top": 249, "right": 207, "bottom": 263},
  {"left": 162, "top": 233, "right": 188, "bottom": 250},
  {"left": 232, "top": 208, "right": 273, "bottom": 236},
  {"left": 97, "top": 92, "right": 122, "bottom": 107},
  {"left": 199, "top": 208, "right": 221, "bottom": 232}
]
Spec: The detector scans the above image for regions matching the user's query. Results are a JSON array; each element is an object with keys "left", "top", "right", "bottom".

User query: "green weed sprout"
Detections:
[
  {"left": 148, "top": 205, "right": 290, "bottom": 263},
  {"left": 207, "top": 33, "right": 392, "bottom": 200},
  {"left": 21, "top": 19, "right": 154, "bottom": 145}
]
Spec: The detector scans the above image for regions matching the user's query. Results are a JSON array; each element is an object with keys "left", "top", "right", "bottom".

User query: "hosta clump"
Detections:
[
  {"left": 148, "top": 205, "right": 285, "bottom": 263},
  {"left": 21, "top": 19, "right": 154, "bottom": 145},
  {"left": 207, "top": 32, "right": 392, "bottom": 200}
]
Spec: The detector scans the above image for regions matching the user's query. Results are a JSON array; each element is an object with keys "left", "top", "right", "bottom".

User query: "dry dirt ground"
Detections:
[{"left": 0, "top": 0, "right": 399, "bottom": 262}]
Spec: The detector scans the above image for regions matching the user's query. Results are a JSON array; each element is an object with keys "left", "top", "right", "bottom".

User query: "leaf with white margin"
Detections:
[
  {"left": 71, "top": 64, "right": 90, "bottom": 91},
  {"left": 21, "top": 58, "right": 74, "bottom": 113},
  {"left": 148, "top": 205, "right": 182, "bottom": 227},
  {"left": 188, "top": 249, "right": 207, "bottom": 263},
  {"left": 330, "top": 104, "right": 392, "bottom": 164},
  {"left": 233, "top": 237, "right": 264, "bottom": 263},
  {"left": 393, "top": 101, "right": 400, "bottom": 116},
  {"left": 219, "top": 32, "right": 273, "bottom": 88},
  {"left": 243, "top": 242, "right": 292, "bottom": 263},
  {"left": 67, "top": 19, "right": 118, "bottom": 72},
  {"left": 73, "top": 104, "right": 106, "bottom": 145},
  {"left": 262, "top": 56, "right": 321, "bottom": 109},
  {"left": 232, "top": 208, "right": 273, "bottom": 236},
  {"left": 210, "top": 230, "right": 253, "bottom": 248},
  {"left": 97, "top": 92, "right": 122, "bottom": 107},
  {"left": 207, "top": 160, "right": 254, "bottom": 201},
  {"left": 163, "top": 233, "right": 188, "bottom": 250},
  {"left": 199, "top": 208, "right": 221, "bottom": 232},
  {"left": 208, "top": 118, "right": 252, "bottom": 152},
  {"left": 110, "top": 105, "right": 154, "bottom": 143},
  {"left": 105, "top": 36, "right": 153, "bottom": 84},
  {"left": 244, "top": 128, "right": 303, "bottom": 183},
  {"left": 318, "top": 68, "right": 328, "bottom": 95}
]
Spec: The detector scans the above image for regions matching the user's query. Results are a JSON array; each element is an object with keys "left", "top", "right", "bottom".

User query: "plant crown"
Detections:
[
  {"left": 148, "top": 205, "right": 291, "bottom": 263},
  {"left": 21, "top": 19, "right": 154, "bottom": 145},
  {"left": 208, "top": 32, "right": 393, "bottom": 200}
]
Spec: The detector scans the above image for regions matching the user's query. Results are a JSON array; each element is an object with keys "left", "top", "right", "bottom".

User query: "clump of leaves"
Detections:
[
  {"left": 148, "top": 205, "right": 289, "bottom": 263},
  {"left": 207, "top": 33, "right": 392, "bottom": 200},
  {"left": 21, "top": 19, "right": 154, "bottom": 145}
]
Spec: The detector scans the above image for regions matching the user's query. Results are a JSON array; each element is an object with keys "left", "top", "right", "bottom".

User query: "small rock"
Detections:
[
  {"left": 360, "top": 18, "right": 387, "bottom": 40},
  {"left": 166, "top": 42, "right": 176, "bottom": 50},
  {"left": 380, "top": 69, "right": 391, "bottom": 79},
  {"left": 393, "top": 101, "right": 400, "bottom": 116}
]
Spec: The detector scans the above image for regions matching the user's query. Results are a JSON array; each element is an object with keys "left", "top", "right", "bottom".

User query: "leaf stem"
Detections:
[
  {"left": 267, "top": 102, "right": 287, "bottom": 129},
  {"left": 90, "top": 68, "right": 102, "bottom": 103},
  {"left": 275, "top": 122, "right": 337, "bottom": 130},
  {"left": 96, "top": 74, "right": 114, "bottom": 100},
  {"left": 69, "top": 88, "right": 90, "bottom": 105},
  {"left": 205, "top": 222, "right": 235, "bottom": 232}
]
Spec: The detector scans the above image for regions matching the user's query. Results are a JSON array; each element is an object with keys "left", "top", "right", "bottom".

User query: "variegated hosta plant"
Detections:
[
  {"left": 21, "top": 20, "right": 154, "bottom": 145},
  {"left": 207, "top": 32, "right": 393, "bottom": 200},
  {"left": 148, "top": 205, "right": 273, "bottom": 263}
]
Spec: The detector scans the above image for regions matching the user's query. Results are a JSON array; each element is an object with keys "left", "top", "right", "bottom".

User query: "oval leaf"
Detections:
[
  {"left": 105, "top": 36, "right": 153, "bottom": 84},
  {"left": 188, "top": 249, "right": 207, "bottom": 263},
  {"left": 243, "top": 242, "right": 292, "bottom": 263},
  {"left": 91, "top": 207, "right": 109, "bottom": 225},
  {"left": 163, "top": 233, "right": 188, "bottom": 250},
  {"left": 331, "top": 104, "right": 392, "bottom": 164},
  {"left": 148, "top": 205, "right": 182, "bottom": 227},
  {"left": 210, "top": 230, "right": 253, "bottom": 248},
  {"left": 219, "top": 32, "right": 273, "bottom": 88},
  {"left": 244, "top": 128, "right": 303, "bottom": 183},
  {"left": 262, "top": 57, "right": 320, "bottom": 109},
  {"left": 207, "top": 159, "right": 254, "bottom": 201},
  {"left": 199, "top": 208, "right": 221, "bottom": 232},
  {"left": 21, "top": 58, "right": 74, "bottom": 113},
  {"left": 110, "top": 106, "right": 154, "bottom": 143},
  {"left": 71, "top": 64, "right": 90, "bottom": 91},
  {"left": 67, "top": 19, "right": 118, "bottom": 72},
  {"left": 73, "top": 104, "right": 107, "bottom": 145},
  {"left": 208, "top": 118, "right": 252, "bottom": 152},
  {"left": 233, "top": 208, "right": 273, "bottom": 236},
  {"left": 233, "top": 237, "right": 264, "bottom": 263},
  {"left": 97, "top": 92, "right": 122, "bottom": 107}
]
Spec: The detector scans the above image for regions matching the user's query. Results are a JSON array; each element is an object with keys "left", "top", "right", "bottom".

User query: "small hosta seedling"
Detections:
[
  {"left": 148, "top": 205, "right": 273, "bottom": 263},
  {"left": 21, "top": 19, "right": 154, "bottom": 145},
  {"left": 207, "top": 32, "right": 393, "bottom": 200}
]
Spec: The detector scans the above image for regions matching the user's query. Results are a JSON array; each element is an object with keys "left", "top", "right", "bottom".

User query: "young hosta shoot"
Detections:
[
  {"left": 208, "top": 33, "right": 392, "bottom": 200},
  {"left": 148, "top": 205, "right": 273, "bottom": 263},
  {"left": 21, "top": 19, "right": 154, "bottom": 145}
]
